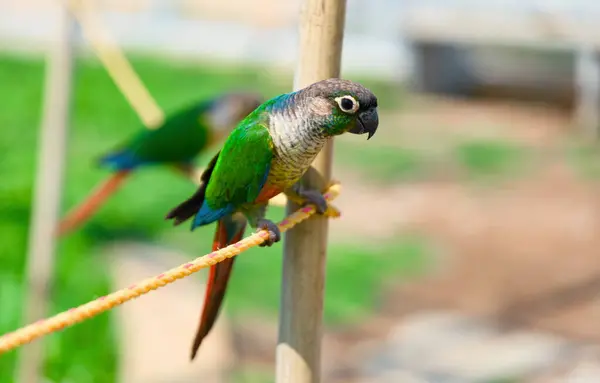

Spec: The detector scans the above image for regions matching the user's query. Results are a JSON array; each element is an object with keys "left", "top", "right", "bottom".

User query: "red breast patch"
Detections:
[{"left": 255, "top": 185, "right": 282, "bottom": 203}]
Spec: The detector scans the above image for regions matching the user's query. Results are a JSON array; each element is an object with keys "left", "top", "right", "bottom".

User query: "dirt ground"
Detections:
[
  {"left": 330, "top": 98, "right": 600, "bottom": 340},
  {"left": 276, "top": 97, "right": 600, "bottom": 380},
  {"left": 332, "top": 97, "right": 600, "bottom": 341}
]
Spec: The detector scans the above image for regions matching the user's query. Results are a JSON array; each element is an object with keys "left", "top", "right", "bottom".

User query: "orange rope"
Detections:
[{"left": 0, "top": 183, "right": 341, "bottom": 354}]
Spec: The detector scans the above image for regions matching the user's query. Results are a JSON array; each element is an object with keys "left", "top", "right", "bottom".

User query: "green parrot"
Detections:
[
  {"left": 165, "top": 78, "right": 379, "bottom": 360},
  {"left": 57, "top": 91, "right": 263, "bottom": 236}
]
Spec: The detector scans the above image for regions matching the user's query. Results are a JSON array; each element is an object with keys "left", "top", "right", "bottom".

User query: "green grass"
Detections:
[
  {"left": 336, "top": 137, "right": 530, "bottom": 184},
  {"left": 323, "top": 236, "right": 430, "bottom": 324},
  {"left": 336, "top": 141, "right": 428, "bottom": 183},
  {"left": 454, "top": 139, "right": 527, "bottom": 180},
  {"left": 566, "top": 143, "right": 600, "bottom": 180},
  {"left": 232, "top": 368, "right": 275, "bottom": 383},
  {"left": 0, "top": 52, "right": 411, "bottom": 382}
]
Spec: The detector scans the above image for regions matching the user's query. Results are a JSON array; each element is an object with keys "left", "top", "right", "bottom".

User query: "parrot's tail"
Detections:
[
  {"left": 190, "top": 215, "right": 247, "bottom": 360},
  {"left": 57, "top": 170, "right": 132, "bottom": 236},
  {"left": 166, "top": 151, "right": 219, "bottom": 227}
]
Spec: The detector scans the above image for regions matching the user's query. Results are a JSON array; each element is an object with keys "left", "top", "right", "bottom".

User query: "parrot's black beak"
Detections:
[{"left": 349, "top": 108, "right": 379, "bottom": 140}]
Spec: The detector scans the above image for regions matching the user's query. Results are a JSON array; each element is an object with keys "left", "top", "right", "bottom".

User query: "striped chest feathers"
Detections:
[{"left": 265, "top": 114, "right": 327, "bottom": 189}]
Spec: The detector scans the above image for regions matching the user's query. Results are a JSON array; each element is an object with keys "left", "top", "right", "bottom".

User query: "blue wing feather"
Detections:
[
  {"left": 192, "top": 204, "right": 235, "bottom": 229},
  {"left": 99, "top": 150, "right": 145, "bottom": 170},
  {"left": 192, "top": 162, "right": 270, "bottom": 230}
]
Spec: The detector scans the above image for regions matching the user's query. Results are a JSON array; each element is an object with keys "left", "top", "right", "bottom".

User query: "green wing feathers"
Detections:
[
  {"left": 124, "top": 106, "right": 211, "bottom": 163},
  {"left": 100, "top": 104, "right": 212, "bottom": 170},
  {"left": 205, "top": 116, "right": 274, "bottom": 210}
]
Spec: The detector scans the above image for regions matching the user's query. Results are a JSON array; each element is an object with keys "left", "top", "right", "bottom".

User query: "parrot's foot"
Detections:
[
  {"left": 257, "top": 219, "right": 281, "bottom": 247},
  {"left": 299, "top": 189, "right": 328, "bottom": 215}
]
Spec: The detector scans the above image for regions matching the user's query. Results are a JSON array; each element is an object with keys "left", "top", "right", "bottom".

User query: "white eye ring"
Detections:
[{"left": 335, "top": 95, "right": 360, "bottom": 114}]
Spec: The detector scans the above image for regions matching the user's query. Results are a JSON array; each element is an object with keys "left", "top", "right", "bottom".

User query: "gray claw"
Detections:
[
  {"left": 257, "top": 219, "right": 281, "bottom": 247},
  {"left": 300, "top": 190, "right": 328, "bottom": 215}
]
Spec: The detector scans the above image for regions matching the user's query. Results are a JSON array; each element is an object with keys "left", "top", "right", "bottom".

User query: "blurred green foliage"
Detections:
[
  {"left": 0, "top": 53, "right": 415, "bottom": 382},
  {"left": 454, "top": 139, "right": 526, "bottom": 179},
  {"left": 566, "top": 142, "right": 600, "bottom": 180},
  {"left": 336, "top": 141, "right": 427, "bottom": 183},
  {"left": 335, "top": 137, "right": 532, "bottom": 185}
]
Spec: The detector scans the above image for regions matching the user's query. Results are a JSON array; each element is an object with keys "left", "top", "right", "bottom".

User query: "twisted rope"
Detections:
[{"left": 0, "top": 183, "right": 341, "bottom": 354}]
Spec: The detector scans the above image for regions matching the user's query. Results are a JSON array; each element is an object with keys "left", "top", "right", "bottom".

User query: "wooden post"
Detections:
[
  {"left": 276, "top": 1, "right": 347, "bottom": 382},
  {"left": 15, "top": 6, "right": 76, "bottom": 383},
  {"left": 67, "top": 0, "right": 164, "bottom": 128},
  {"left": 574, "top": 43, "right": 600, "bottom": 139}
]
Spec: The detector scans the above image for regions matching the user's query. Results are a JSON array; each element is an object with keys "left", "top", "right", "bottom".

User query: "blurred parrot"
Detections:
[
  {"left": 57, "top": 92, "right": 263, "bottom": 236},
  {"left": 165, "top": 78, "right": 379, "bottom": 360}
]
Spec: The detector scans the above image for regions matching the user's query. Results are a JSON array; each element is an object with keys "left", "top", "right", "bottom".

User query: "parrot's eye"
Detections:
[{"left": 335, "top": 95, "right": 359, "bottom": 114}]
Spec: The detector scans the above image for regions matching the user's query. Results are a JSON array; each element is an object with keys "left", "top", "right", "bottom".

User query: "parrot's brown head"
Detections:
[{"left": 300, "top": 78, "right": 379, "bottom": 139}]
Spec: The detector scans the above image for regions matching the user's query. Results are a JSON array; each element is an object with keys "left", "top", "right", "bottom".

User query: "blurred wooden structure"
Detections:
[
  {"left": 15, "top": 5, "right": 76, "bottom": 383},
  {"left": 277, "top": 0, "right": 346, "bottom": 382},
  {"left": 404, "top": 8, "right": 600, "bottom": 50},
  {"left": 404, "top": 6, "right": 600, "bottom": 137},
  {"left": 69, "top": 0, "right": 165, "bottom": 128}
]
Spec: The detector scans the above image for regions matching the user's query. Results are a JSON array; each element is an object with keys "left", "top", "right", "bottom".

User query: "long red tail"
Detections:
[
  {"left": 190, "top": 216, "right": 246, "bottom": 360},
  {"left": 57, "top": 170, "right": 132, "bottom": 237}
]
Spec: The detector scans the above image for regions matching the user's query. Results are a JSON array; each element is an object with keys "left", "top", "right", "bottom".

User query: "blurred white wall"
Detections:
[
  {"left": 3, "top": 0, "right": 599, "bottom": 83},
  {"left": 0, "top": 0, "right": 409, "bottom": 79}
]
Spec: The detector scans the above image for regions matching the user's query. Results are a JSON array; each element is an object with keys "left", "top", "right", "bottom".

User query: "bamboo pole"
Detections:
[
  {"left": 574, "top": 43, "right": 600, "bottom": 139},
  {"left": 15, "top": 6, "right": 76, "bottom": 383},
  {"left": 66, "top": 0, "right": 164, "bottom": 128},
  {"left": 276, "top": 1, "right": 347, "bottom": 382}
]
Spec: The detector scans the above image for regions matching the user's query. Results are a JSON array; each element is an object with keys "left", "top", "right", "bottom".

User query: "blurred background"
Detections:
[{"left": 2, "top": 0, "right": 600, "bottom": 382}]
